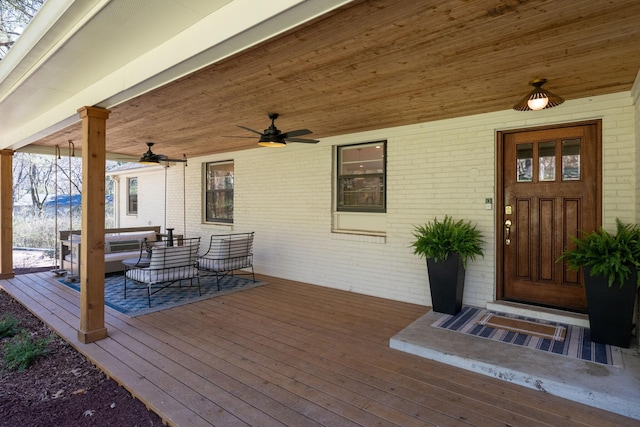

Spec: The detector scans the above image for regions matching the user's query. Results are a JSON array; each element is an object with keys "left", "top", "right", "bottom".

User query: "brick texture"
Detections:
[{"left": 125, "top": 92, "right": 638, "bottom": 308}]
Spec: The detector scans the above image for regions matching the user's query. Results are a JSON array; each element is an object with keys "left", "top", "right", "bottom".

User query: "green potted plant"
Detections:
[
  {"left": 558, "top": 219, "right": 640, "bottom": 348},
  {"left": 411, "top": 215, "right": 484, "bottom": 315}
]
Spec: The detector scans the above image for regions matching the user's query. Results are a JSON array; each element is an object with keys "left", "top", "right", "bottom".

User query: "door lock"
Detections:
[{"left": 504, "top": 219, "right": 512, "bottom": 245}]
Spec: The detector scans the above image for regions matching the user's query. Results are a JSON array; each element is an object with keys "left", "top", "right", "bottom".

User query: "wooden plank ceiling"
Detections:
[{"left": 31, "top": 0, "right": 640, "bottom": 160}]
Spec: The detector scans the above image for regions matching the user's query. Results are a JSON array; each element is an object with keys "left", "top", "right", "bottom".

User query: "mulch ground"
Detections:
[{"left": 0, "top": 268, "right": 165, "bottom": 426}]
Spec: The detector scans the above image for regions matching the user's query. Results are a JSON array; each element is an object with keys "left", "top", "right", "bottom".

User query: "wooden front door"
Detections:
[{"left": 497, "top": 121, "right": 601, "bottom": 312}]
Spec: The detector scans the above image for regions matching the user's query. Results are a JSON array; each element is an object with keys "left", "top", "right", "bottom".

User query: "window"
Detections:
[
  {"left": 337, "top": 141, "right": 386, "bottom": 212},
  {"left": 205, "top": 161, "right": 234, "bottom": 223},
  {"left": 127, "top": 177, "right": 138, "bottom": 215}
]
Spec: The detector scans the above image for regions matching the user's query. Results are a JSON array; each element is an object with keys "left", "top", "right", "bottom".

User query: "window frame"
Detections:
[
  {"left": 127, "top": 177, "right": 138, "bottom": 215},
  {"left": 336, "top": 141, "right": 387, "bottom": 213},
  {"left": 204, "top": 160, "right": 234, "bottom": 224}
]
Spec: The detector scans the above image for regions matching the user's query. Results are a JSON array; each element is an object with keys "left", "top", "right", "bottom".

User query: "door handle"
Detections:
[{"left": 504, "top": 219, "right": 512, "bottom": 245}]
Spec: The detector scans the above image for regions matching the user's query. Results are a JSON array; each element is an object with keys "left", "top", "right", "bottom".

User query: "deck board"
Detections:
[
  {"left": 147, "top": 305, "right": 435, "bottom": 427},
  {"left": 163, "top": 303, "right": 499, "bottom": 426},
  {"left": 1, "top": 272, "right": 636, "bottom": 427}
]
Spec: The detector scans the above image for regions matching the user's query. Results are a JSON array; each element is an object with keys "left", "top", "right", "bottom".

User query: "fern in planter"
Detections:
[
  {"left": 411, "top": 215, "right": 484, "bottom": 267},
  {"left": 559, "top": 219, "right": 640, "bottom": 347},
  {"left": 559, "top": 218, "right": 640, "bottom": 288},
  {"left": 411, "top": 215, "right": 484, "bottom": 315}
]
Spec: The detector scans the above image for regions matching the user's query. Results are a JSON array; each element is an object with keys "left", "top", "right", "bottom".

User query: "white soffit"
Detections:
[{"left": 0, "top": 0, "right": 353, "bottom": 149}]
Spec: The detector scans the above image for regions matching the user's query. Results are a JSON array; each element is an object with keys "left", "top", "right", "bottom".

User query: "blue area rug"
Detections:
[
  {"left": 432, "top": 306, "right": 623, "bottom": 366},
  {"left": 57, "top": 274, "right": 265, "bottom": 317}
]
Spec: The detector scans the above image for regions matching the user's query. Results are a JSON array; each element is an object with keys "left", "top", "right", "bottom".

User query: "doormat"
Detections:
[
  {"left": 432, "top": 306, "right": 622, "bottom": 366},
  {"left": 478, "top": 313, "right": 566, "bottom": 341},
  {"left": 57, "top": 274, "right": 266, "bottom": 317}
]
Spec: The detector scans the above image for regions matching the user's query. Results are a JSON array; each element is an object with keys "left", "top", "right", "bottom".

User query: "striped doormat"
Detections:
[
  {"left": 432, "top": 306, "right": 623, "bottom": 366},
  {"left": 478, "top": 313, "right": 567, "bottom": 341}
]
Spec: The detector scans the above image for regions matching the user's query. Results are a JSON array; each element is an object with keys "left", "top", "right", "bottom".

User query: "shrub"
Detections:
[
  {"left": 0, "top": 314, "right": 19, "bottom": 338},
  {"left": 2, "top": 331, "right": 53, "bottom": 371}
]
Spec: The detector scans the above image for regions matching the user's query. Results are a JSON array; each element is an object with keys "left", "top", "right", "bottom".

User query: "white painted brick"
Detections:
[
  {"left": 125, "top": 92, "right": 640, "bottom": 309},
  {"left": 110, "top": 166, "right": 165, "bottom": 229}
]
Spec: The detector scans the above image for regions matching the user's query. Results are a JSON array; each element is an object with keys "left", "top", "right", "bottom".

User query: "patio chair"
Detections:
[
  {"left": 198, "top": 232, "right": 255, "bottom": 290},
  {"left": 124, "top": 237, "right": 201, "bottom": 306}
]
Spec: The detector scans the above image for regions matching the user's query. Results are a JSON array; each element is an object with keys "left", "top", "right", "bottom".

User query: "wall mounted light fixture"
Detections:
[{"left": 513, "top": 78, "right": 564, "bottom": 111}]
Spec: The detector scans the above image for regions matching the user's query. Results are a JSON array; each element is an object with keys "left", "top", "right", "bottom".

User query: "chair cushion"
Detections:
[
  {"left": 199, "top": 235, "right": 253, "bottom": 272},
  {"left": 198, "top": 256, "right": 251, "bottom": 272},
  {"left": 149, "top": 244, "right": 198, "bottom": 269},
  {"left": 126, "top": 238, "right": 200, "bottom": 285},
  {"left": 126, "top": 266, "right": 198, "bottom": 284}
]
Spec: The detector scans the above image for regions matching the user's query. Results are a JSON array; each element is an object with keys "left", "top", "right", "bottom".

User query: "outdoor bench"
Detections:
[{"left": 59, "top": 226, "right": 161, "bottom": 275}]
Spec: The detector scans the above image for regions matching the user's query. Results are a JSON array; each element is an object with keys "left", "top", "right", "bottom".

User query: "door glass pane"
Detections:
[
  {"left": 539, "top": 141, "right": 556, "bottom": 181},
  {"left": 562, "top": 139, "right": 581, "bottom": 181},
  {"left": 516, "top": 144, "right": 533, "bottom": 182}
]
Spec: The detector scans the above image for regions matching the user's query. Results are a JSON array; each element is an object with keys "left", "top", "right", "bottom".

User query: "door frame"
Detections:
[{"left": 495, "top": 119, "right": 602, "bottom": 305}]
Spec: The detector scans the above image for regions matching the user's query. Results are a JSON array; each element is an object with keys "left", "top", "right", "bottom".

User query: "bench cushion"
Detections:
[
  {"left": 105, "top": 231, "right": 156, "bottom": 253},
  {"left": 107, "top": 240, "right": 141, "bottom": 253}
]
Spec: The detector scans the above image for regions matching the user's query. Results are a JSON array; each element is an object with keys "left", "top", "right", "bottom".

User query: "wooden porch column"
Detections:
[
  {"left": 77, "top": 106, "right": 110, "bottom": 343},
  {"left": 0, "top": 150, "right": 14, "bottom": 279}
]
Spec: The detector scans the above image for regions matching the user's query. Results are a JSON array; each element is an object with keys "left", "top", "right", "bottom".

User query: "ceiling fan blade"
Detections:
[
  {"left": 222, "top": 135, "right": 262, "bottom": 139},
  {"left": 285, "top": 137, "right": 319, "bottom": 143},
  {"left": 281, "top": 129, "right": 312, "bottom": 138},
  {"left": 237, "top": 125, "right": 264, "bottom": 135}
]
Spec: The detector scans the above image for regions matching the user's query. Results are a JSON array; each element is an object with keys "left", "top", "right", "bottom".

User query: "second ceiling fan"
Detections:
[
  {"left": 235, "top": 113, "right": 319, "bottom": 147},
  {"left": 139, "top": 142, "right": 187, "bottom": 164}
]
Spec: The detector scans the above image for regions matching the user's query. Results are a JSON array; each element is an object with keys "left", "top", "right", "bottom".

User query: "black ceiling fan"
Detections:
[
  {"left": 139, "top": 142, "right": 187, "bottom": 164},
  {"left": 234, "top": 113, "right": 319, "bottom": 147}
]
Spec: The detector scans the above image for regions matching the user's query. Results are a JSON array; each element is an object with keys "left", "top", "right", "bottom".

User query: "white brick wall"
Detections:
[
  {"left": 111, "top": 166, "right": 165, "bottom": 229},
  {"left": 153, "top": 92, "right": 637, "bottom": 308}
]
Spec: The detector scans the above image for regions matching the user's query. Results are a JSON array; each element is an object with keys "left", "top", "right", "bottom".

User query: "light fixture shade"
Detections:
[
  {"left": 258, "top": 140, "right": 286, "bottom": 147},
  {"left": 139, "top": 157, "right": 160, "bottom": 164},
  {"left": 258, "top": 135, "right": 286, "bottom": 147},
  {"left": 513, "top": 78, "right": 564, "bottom": 111}
]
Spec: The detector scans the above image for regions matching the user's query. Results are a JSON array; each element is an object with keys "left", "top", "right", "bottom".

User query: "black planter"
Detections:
[
  {"left": 583, "top": 267, "right": 638, "bottom": 348},
  {"left": 426, "top": 253, "right": 465, "bottom": 315}
]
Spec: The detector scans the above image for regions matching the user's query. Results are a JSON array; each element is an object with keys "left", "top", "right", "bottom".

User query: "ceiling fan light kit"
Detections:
[
  {"left": 234, "top": 113, "right": 319, "bottom": 147},
  {"left": 139, "top": 142, "right": 160, "bottom": 164},
  {"left": 258, "top": 139, "right": 287, "bottom": 147},
  {"left": 513, "top": 78, "right": 564, "bottom": 111}
]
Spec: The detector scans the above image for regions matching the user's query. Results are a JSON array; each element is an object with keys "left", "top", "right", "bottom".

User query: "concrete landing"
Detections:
[{"left": 390, "top": 309, "right": 640, "bottom": 421}]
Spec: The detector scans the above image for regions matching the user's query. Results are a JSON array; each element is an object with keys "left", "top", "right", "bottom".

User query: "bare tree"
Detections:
[
  {"left": 12, "top": 152, "right": 58, "bottom": 216},
  {"left": 0, "top": 0, "right": 46, "bottom": 59}
]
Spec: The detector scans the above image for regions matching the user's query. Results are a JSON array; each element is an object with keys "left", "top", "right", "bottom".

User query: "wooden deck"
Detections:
[{"left": 1, "top": 272, "right": 635, "bottom": 427}]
